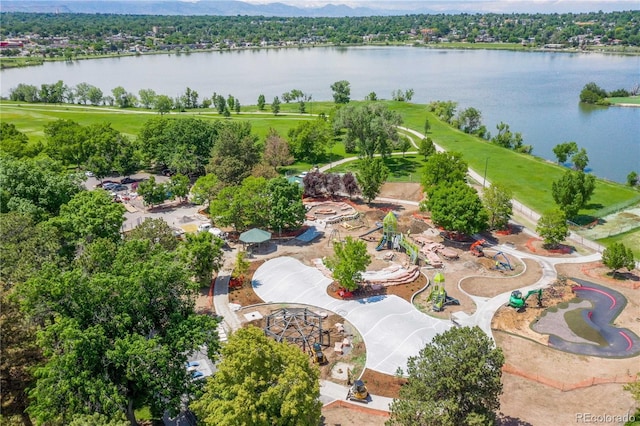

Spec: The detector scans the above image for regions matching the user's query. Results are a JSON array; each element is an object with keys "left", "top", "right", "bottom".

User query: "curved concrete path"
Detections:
[{"left": 252, "top": 256, "right": 452, "bottom": 375}]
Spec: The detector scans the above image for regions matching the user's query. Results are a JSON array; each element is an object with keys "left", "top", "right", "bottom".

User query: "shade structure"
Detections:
[
  {"left": 433, "top": 272, "right": 445, "bottom": 283},
  {"left": 239, "top": 228, "right": 271, "bottom": 244}
]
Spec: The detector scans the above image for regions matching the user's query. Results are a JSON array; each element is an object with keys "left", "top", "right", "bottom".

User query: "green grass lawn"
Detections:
[
  {"left": 608, "top": 96, "right": 640, "bottom": 105},
  {"left": 386, "top": 101, "right": 640, "bottom": 220},
  {"left": 597, "top": 228, "right": 640, "bottom": 259},
  {"left": 2, "top": 100, "right": 638, "bottom": 222}
]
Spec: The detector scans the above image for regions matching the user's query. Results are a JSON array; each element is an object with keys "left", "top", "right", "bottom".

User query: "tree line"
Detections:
[{"left": 1, "top": 10, "right": 639, "bottom": 54}]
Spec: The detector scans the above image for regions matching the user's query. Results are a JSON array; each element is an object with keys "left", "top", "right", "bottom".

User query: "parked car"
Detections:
[
  {"left": 95, "top": 180, "right": 117, "bottom": 188},
  {"left": 112, "top": 184, "right": 128, "bottom": 191},
  {"left": 198, "top": 223, "right": 212, "bottom": 233},
  {"left": 102, "top": 182, "right": 118, "bottom": 190},
  {"left": 85, "top": 171, "right": 94, "bottom": 177},
  {"left": 120, "top": 177, "right": 137, "bottom": 184}
]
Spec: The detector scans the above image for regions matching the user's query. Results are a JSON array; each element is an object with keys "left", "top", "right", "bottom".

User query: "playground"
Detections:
[{"left": 199, "top": 182, "right": 639, "bottom": 425}]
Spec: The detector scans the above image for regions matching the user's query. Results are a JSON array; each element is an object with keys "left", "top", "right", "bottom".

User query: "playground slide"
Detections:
[
  {"left": 359, "top": 223, "right": 383, "bottom": 239},
  {"left": 375, "top": 235, "right": 387, "bottom": 251}
]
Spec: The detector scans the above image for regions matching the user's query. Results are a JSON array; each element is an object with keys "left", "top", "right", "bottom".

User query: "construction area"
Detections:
[{"left": 200, "top": 182, "right": 640, "bottom": 426}]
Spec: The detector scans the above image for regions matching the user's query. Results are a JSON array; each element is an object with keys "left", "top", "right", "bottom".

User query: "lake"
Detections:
[{"left": 1, "top": 46, "right": 638, "bottom": 183}]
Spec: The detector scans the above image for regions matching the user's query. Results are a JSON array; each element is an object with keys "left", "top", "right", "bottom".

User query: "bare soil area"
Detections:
[
  {"left": 494, "top": 261, "right": 640, "bottom": 426},
  {"left": 320, "top": 402, "right": 389, "bottom": 426}
]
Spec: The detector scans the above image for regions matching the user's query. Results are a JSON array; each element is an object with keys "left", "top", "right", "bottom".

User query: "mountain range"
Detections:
[{"left": 1, "top": 0, "right": 636, "bottom": 16}]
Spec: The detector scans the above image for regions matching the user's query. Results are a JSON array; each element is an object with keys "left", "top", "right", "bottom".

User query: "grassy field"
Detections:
[
  {"left": 597, "top": 229, "right": 640, "bottom": 258},
  {"left": 386, "top": 101, "right": 640, "bottom": 221},
  {"left": 0, "top": 56, "right": 44, "bottom": 69},
  {"left": 2, "top": 99, "right": 638, "bottom": 223},
  {"left": 608, "top": 96, "right": 640, "bottom": 105}
]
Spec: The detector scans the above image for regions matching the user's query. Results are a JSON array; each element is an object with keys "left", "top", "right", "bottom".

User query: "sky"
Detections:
[{"left": 24, "top": 0, "right": 640, "bottom": 14}]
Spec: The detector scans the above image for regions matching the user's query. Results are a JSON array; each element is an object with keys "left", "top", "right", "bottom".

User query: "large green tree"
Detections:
[
  {"left": 44, "top": 119, "right": 88, "bottom": 166},
  {"left": 552, "top": 141, "right": 578, "bottom": 164},
  {"left": 208, "top": 121, "right": 260, "bottom": 186},
  {"left": 421, "top": 151, "right": 467, "bottom": 195},
  {"left": 124, "top": 217, "right": 178, "bottom": 252},
  {"left": 388, "top": 326, "right": 504, "bottom": 426},
  {"left": 138, "top": 117, "right": 217, "bottom": 176},
  {"left": 54, "top": 190, "right": 126, "bottom": 245},
  {"left": 287, "top": 118, "right": 332, "bottom": 163},
  {"left": 417, "top": 137, "right": 435, "bottom": 160},
  {"left": 0, "top": 122, "right": 31, "bottom": 158},
  {"left": 266, "top": 177, "right": 306, "bottom": 232},
  {"left": 209, "top": 176, "right": 304, "bottom": 232},
  {"left": 17, "top": 239, "right": 220, "bottom": 425},
  {"left": 85, "top": 123, "right": 138, "bottom": 179},
  {"left": 602, "top": 242, "right": 635, "bottom": 277},
  {"left": 325, "top": 236, "right": 371, "bottom": 292},
  {"left": 181, "top": 230, "right": 225, "bottom": 286},
  {"left": 426, "top": 181, "right": 489, "bottom": 237},
  {"left": 551, "top": 170, "right": 596, "bottom": 219},
  {"left": 0, "top": 212, "right": 63, "bottom": 285},
  {"left": 330, "top": 80, "right": 351, "bottom": 104},
  {"left": 536, "top": 209, "right": 569, "bottom": 248},
  {"left": 333, "top": 103, "right": 402, "bottom": 158},
  {"left": 0, "top": 155, "right": 84, "bottom": 222},
  {"left": 356, "top": 157, "right": 389, "bottom": 203},
  {"left": 191, "top": 326, "right": 321, "bottom": 426},
  {"left": 482, "top": 183, "right": 513, "bottom": 230},
  {"left": 137, "top": 175, "right": 168, "bottom": 207}
]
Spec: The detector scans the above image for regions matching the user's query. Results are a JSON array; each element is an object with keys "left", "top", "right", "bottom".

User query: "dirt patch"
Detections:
[
  {"left": 326, "top": 274, "right": 427, "bottom": 303},
  {"left": 491, "top": 277, "right": 577, "bottom": 345},
  {"left": 321, "top": 402, "right": 389, "bottom": 426},
  {"left": 360, "top": 368, "right": 406, "bottom": 398},
  {"left": 379, "top": 182, "right": 423, "bottom": 202},
  {"left": 460, "top": 258, "right": 542, "bottom": 298}
]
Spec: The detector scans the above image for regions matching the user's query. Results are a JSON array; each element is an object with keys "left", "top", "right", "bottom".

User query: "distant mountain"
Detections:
[
  {"left": 0, "top": 1, "right": 391, "bottom": 17},
  {"left": 0, "top": 0, "right": 635, "bottom": 16}
]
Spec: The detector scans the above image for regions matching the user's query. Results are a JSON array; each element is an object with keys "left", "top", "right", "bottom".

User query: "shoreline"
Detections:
[{"left": 1, "top": 41, "right": 638, "bottom": 70}]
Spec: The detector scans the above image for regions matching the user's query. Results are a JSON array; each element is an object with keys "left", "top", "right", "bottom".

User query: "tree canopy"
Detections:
[
  {"left": 536, "top": 209, "right": 569, "bottom": 248},
  {"left": 17, "top": 238, "right": 220, "bottom": 425},
  {"left": 138, "top": 117, "right": 218, "bottom": 176},
  {"left": 421, "top": 151, "right": 467, "bottom": 194},
  {"left": 325, "top": 236, "right": 371, "bottom": 291},
  {"left": 208, "top": 121, "right": 260, "bottom": 186},
  {"left": 191, "top": 326, "right": 321, "bottom": 426},
  {"left": 426, "top": 181, "right": 489, "bottom": 237},
  {"left": 551, "top": 170, "right": 596, "bottom": 219},
  {"left": 333, "top": 103, "right": 402, "bottom": 158},
  {"left": 388, "top": 326, "right": 504, "bottom": 426},
  {"left": 209, "top": 176, "right": 305, "bottom": 232},
  {"left": 0, "top": 154, "right": 84, "bottom": 222},
  {"left": 356, "top": 157, "right": 389, "bottom": 203},
  {"left": 330, "top": 80, "right": 351, "bottom": 104},
  {"left": 482, "top": 183, "right": 513, "bottom": 230},
  {"left": 602, "top": 242, "right": 635, "bottom": 277}
]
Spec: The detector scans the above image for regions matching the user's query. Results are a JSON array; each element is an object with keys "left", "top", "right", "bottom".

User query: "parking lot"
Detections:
[{"left": 83, "top": 172, "right": 210, "bottom": 234}]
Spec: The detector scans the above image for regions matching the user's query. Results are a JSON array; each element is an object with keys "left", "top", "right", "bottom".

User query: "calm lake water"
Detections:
[{"left": 1, "top": 46, "right": 638, "bottom": 183}]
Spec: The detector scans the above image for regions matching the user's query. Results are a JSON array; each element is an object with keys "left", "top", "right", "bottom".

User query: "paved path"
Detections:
[{"left": 252, "top": 256, "right": 452, "bottom": 376}]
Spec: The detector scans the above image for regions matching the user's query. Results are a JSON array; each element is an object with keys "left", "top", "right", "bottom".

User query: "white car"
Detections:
[{"left": 198, "top": 223, "right": 212, "bottom": 232}]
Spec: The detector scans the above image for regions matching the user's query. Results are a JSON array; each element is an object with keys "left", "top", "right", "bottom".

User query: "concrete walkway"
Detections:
[{"left": 252, "top": 256, "right": 453, "bottom": 376}]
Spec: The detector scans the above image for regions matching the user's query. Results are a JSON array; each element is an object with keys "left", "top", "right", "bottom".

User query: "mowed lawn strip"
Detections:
[
  {"left": 389, "top": 102, "right": 640, "bottom": 219},
  {"left": 2, "top": 100, "right": 638, "bottom": 220}
]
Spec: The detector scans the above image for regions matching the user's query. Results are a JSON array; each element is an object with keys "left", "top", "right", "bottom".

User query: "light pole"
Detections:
[{"left": 483, "top": 157, "right": 489, "bottom": 188}]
